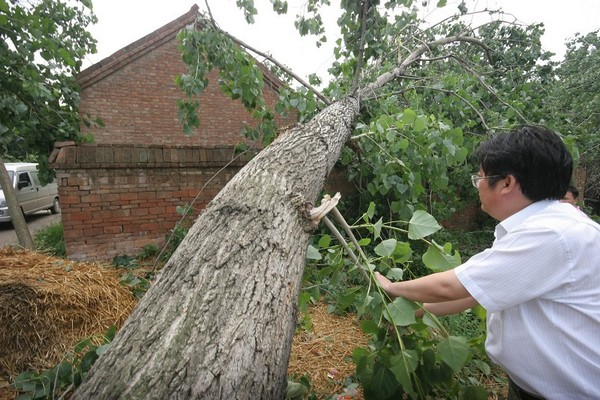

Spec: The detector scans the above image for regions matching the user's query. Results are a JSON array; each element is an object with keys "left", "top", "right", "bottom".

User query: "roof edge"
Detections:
[{"left": 77, "top": 4, "right": 199, "bottom": 89}]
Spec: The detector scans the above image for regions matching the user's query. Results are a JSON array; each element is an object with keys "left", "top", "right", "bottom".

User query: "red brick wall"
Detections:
[
  {"left": 50, "top": 144, "right": 353, "bottom": 261},
  {"left": 78, "top": 35, "right": 287, "bottom": 147},
  {"left": 440, "top": 202, "right": 483, "bottom": 231}
]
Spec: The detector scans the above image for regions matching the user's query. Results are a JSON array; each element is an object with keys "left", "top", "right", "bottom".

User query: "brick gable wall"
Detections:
[{"left": 78, "top": 35, "right": 283, "bottom": 147}]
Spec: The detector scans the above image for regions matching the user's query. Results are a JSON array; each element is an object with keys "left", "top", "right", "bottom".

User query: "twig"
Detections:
[
  {"left": 359, "top": 35, "right": 492, "bottom": 99},
  {"left": 351, "top": 0, "right": 370, "bottom": 94},
  {"left": 194, "top": 14, "right": 330, "bottom": 106},
  {"left": 450, "top": 55, "right": 529, "bottom": 124},
  {"left": 322, "top": 216, "right": 370, "bottom": 283},
  {"left": 203, "top": 0, "right": 216, "bottom": 27},
  {"left": 331, "top": 207, "right": 369, "bottom": 262}
]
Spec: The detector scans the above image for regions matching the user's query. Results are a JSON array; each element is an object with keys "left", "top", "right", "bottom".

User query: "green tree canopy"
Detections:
[
  {"left": 549, "top": 30, "right": 600, "bottom": 205},
  {"left": 180, "top": 1, "right": 561, "bottom": 221},
  {"left": 0, "top": 0, "right": 97, "bottom": 179}
]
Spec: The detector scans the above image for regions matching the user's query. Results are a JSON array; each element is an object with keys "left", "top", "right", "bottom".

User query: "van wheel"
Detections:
[{"left": 50, "top": 198, "right": 60, "bottom": 214}]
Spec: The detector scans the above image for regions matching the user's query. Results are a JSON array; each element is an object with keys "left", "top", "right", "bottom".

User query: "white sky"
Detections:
[{"left": 85, "top": 0, "right": 600, "bottom": 82}]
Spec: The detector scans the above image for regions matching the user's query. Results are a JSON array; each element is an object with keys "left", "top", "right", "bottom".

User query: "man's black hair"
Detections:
[
  {"left": 567, "top": 185, "right": 579, "bottom": 199},
  {"left": 474, "top": 125, "right": 573, "bottom": 201}
]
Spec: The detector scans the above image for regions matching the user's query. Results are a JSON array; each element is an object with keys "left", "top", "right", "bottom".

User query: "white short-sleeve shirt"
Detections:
[{"left": 455, "top": 200, "right": 600, "bottom": 399}]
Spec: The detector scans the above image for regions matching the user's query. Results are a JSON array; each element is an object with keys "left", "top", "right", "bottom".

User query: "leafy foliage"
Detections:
[
  {"left": 176, "top": 1, "right": 593, "bottom": 398},
  {"left": 302, "top": 204, "right": 495, "bottom": 399},
  {"left": 548, "top": 30, "right": 600, "bottom": 210},
  {"left": 0, "top": 0, "right": 97, "bottom": 176},
  {"left": 177, "top": 22, "right": 277, "bottom": 144},
  {"left": 329, "top": 11, "right": 559, "bottom": 220},
  {"left": 12, "top": 326, "right": 117, "bottom": 400}
]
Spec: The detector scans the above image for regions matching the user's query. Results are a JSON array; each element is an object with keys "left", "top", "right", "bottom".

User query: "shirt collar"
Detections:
[{"left": 495, "top": 200, "right": 555, "bottom": 239}]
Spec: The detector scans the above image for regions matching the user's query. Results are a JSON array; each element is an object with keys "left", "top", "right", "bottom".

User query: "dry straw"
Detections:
[
  {"left": 0, "top": 248, "right": 369, "bottom": 399},
  {"left": 288, "top": 303, "right": 369, "bottom": 399},
  {"left": 0, "top": 247, "right": 136, "bottom": 378}
]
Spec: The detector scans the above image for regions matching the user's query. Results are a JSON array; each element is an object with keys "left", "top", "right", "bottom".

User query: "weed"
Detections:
[
  {"left": 12, "top": 326, "right": 117, "bottom": 399},
  {"left": 33, "top": 223, "right": 66, "bottom": 257}
]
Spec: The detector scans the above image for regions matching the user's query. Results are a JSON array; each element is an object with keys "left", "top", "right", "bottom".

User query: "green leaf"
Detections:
[
  {"left": 364, "top": 202, "right": 376, "bottom": 222},
  {"left": 306, "top": 244, "right": 322, "bottom": 260},
  {"left": 389, "top": 350, "right": 418, "bottom": 396},
  {"left": 407, "top": 210, "right": 441, "bottom": 239},
  {"left": 462, "top": 385, "right": 489, "bottom": 400},
  {"left": 422, "top": 311, "right": 445, "bottom": 330},
  {"left": 392, "top": 241, "right": 412, "bottom": 263},
  {"left": 413, "top": 115, "right": 427, "bottom": 132},
  {"left": 422, "top": 240, "right": 461, "bottom": 272},
  {"left": 383, "top": 297, "right": 416, "bottom": 326},
  {"left": 371, "top": 362, "right": 399, "bottom": 400},
  {"left": 318, "top": 234, "right": 331, "bottom": 248},
  {"left": 375, "top": 238, "right": 397, "bottom": 257},
  {"left": 360, "top": 319, "right": 381, "bottom": 335},
  {"left": 438, "top": 335, "right": 469, "bottom": 372},
  {"left": 96, "top": 343, "right": 111, "bottom": 356},
  {"left": 373, "top": 217, "right": 383, "bottom": 239},
  {"left": 402, "top": 108, "right": 416, "bottom": 125},
  {"left": 285, "top": 380, "right": 307, "bottom": 399},
  {"left": 358, "top": 238, "right": 372, "bottom": 246},
  {"left": 387, "top": 268, "right": 403, "bottom": 281}
]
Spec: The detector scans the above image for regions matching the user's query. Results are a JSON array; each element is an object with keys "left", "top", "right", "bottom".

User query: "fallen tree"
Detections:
[{"left": 72, "top": 3, "right": 521, "bottom": 399}]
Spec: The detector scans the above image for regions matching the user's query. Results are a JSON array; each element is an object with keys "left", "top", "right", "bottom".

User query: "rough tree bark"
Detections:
[
  {"left": 0, "top": 156, "right": 35, "bottom": 249},
  {"left": 72, "top": 97, "right": 361, "bottom": 399}
]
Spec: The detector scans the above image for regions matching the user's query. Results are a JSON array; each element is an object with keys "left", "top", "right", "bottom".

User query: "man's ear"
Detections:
[{"left": 502, "top": 175, "right": 518, "bottom": 192}]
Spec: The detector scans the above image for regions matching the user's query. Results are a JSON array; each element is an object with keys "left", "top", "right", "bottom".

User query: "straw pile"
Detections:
[
  {"left": 0, "top": 247, "right": 370, "bottom": 399},
  {"left": 288, "top": 303, "right": 369, "bottom": 399},
  {"left": 0, "top": 247, "right": 136, "bottom": 379}
]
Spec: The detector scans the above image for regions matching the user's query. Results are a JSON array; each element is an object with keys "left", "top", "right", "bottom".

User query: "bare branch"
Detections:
[
  {"left": 203, "top": 0, "right": 216, "bottom": 27},
  {"left": 358, "top": 35, "right": 492, "bottom": 99},
  {"left": 351, "top": 0, "right": 370, "bottom": 94},
  {"left": 450, "top": 55, "right": 530, "bottom": 124},
  {"left": 194, "top": 17, "right": 331, "bottom": 106}
]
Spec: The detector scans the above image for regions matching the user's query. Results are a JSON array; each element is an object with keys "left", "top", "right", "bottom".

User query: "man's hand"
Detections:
[
  {"left": 374, "top": 271, "right": 393, "bottom": 295},
  {"left": 373, "top": 269, "right": 470, "bottom": 303}
]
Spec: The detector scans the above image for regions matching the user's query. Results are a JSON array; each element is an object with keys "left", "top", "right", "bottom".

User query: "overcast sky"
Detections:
[{"left": 85, "top": 0, "right": 600, "bottom": 81}]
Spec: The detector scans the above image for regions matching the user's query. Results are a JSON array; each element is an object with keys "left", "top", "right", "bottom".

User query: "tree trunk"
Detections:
[
  {"left": 72, "top": 97, "right": 360, "bottom": 399},
  {"left": 0, "top": 156, "right": 35, "bottom": 250}
]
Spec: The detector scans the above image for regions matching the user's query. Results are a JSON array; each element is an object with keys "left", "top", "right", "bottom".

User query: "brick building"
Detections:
[{"left": 49, "top": 5, "right": 349, "bottom": 261}]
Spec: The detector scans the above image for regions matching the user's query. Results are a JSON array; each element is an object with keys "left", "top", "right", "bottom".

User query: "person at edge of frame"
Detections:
[{"left": 375, "top": 125, "right": 600, "bottom": 400}]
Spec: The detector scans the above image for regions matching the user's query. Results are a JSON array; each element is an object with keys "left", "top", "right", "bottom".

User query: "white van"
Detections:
[{"left": 0, "top": 163, "right": 60, "bottom": 223}]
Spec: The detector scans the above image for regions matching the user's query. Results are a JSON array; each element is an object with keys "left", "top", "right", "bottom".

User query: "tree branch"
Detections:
[
  {"left": 358, "top": 35, "right": 492, "bottom": 99},
  {"left": 426, "top": 86, "right": 491, "bottom": 131},
  {"left": 194, "top": 15, "right": 330, "bottom": 106},
  {"left": 203, "top": 0, "right": 216, "bottom": 27},
  {"left": 351, "top": 0, "right": 370, "bottom": 94},
  {"left": 450, "top": 55, "right": 530, "bottom": 123}
]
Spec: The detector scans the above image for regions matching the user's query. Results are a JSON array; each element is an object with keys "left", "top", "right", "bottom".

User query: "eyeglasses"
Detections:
[{"left": 471, "top": 174, "right": 501, "bottom": 188}]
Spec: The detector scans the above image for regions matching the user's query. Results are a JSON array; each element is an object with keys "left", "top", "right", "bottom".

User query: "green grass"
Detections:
[{"left": 34, "top": 222, "right": 66, "bottom": 257}]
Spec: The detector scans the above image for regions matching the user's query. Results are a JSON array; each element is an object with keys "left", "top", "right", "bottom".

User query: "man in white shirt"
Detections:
[{"left": 375, "top": 125, "right": 600, "bottom": 399}]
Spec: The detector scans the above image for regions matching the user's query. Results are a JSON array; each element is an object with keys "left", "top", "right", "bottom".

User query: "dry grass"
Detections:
[
  {"left": 288, "top": 303, "right": 369, "bottom": 399},
  {"left": 0, "top": 248, "right": 369, "bottom": 399},
  {"left": 0, "top": 247, "right": 136, "bottom": 379}
]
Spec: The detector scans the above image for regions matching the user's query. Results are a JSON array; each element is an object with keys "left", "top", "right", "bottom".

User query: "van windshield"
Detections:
[{"left": 7, "top": 171, "right": 13, "bottom": 182}]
